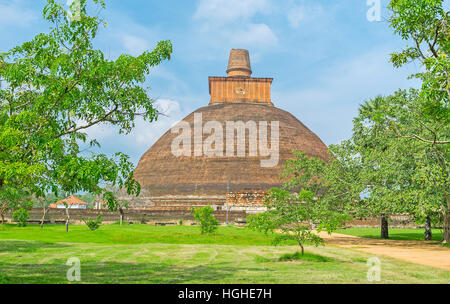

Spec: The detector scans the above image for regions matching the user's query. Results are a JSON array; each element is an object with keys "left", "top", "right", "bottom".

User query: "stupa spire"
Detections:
[{"left": 226, "top": 49, "right": 252, "bottom": 78}]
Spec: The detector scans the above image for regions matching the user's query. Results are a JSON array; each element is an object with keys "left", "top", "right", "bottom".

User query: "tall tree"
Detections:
[
  {"left": 348, "top": 91, "right": 448, "bottom": 239},
  {"left": 0, "top": 0, "right": 172, "bottom": 212},
  {"left": 387, "top": 0, "right": 449, "bottom": 241}
]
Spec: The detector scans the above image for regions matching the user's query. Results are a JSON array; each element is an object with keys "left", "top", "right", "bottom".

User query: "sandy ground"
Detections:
[{"left": 318, "top": 232, "right": 450, "bottom": 271}]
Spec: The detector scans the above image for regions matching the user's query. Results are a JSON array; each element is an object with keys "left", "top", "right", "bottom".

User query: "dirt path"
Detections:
[{"left": 318, "top": 232, "right": 450, "bottom": 271}]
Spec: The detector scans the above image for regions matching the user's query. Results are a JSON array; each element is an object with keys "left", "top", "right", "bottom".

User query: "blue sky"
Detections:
[{"left": 0, "top": 0, "right": 435, "bottom": 166}]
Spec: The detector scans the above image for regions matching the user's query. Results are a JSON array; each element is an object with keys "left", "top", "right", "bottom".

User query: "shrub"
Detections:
[
  {"left": 191, "top": 206, "right": 219, "bottom": 234},
  {"left": 12, "top": 208, "right": 29, "bottom": 227},
  {"left": 83, "top": 214, "right": 102, "bottom": 231}
]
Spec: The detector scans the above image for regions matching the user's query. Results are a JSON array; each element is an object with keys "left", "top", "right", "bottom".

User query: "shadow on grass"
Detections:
[
  {"left": 0, "top": 240, "right": 71, "bottom": 253},
  {"left": 359, "top": 232, "right": 443, "bottom": 242},
  {"left": 253, "top": 252, "right": 333, "bottom": 263},
  {"left": 0, "top": 260, "right": 269, "bottom": 284}
]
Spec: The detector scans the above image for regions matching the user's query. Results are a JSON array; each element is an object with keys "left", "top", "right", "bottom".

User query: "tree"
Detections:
[
  {"left": 191, "top": 206, "right": 219, "bottom": 234},
  {"left": 0, "top": 0, "right": 172, "bottom": 215},
  {"left": 248, "top": 152, "right": 351, "bottom": 255},
  {"left": 12, "top": 208, "right": 30, "bottom": 227},
  {"left": 0, "top": 186, "right": 32, "bottom": 224},
  {"left": 83, "top": 214, "right": 102, "bottom": 231},
  {"left": 37, "top": 197, "right": 51, "bottom": 228},
  {"left": 386, "top": 0, "right": 450, "bottom": 242},
  {"left": 102, "top": 190, "right": 128, "bottom": 226},
  {"left": 331, "top": 91, "right": 448, "bottom": 240}
]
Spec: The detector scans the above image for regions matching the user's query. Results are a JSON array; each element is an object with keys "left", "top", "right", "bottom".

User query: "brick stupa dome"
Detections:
[{"left": 131, "top": 50, "right": 328, "bottom": 209}]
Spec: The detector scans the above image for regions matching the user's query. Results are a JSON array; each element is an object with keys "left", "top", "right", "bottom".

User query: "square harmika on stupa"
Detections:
[{"left": 130, "top": 49, "right": 328, "bottom": 212}]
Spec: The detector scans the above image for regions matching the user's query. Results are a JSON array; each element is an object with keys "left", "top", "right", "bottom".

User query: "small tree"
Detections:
[
  {"left": 191, "top": 206, "right": 219, "bottom": 234},
  {"left": 12, "top": 208, "right": 30, "bottom": 227},
  {"left": 248, "top": 189, "right": 347, "bottom": 255},
  {"left": 102, "top": 189, "right": 128, "bottom": 226},
  {"left": 83, "top": 214, "right": 102, "bottom": 231},
  {"left": 248, "top": 151, "right": 351, "bottom": 255},
  {"left": 38, "top": 197, "right": 51, "bottom": 228}
]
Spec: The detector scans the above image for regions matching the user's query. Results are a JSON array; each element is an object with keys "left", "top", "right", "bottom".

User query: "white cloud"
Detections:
[
  {"left": 121, "top": 34, "right": 151, "bottom": 56},
  {"left": 192, "top": 0, "right": 278, "bottom": 51},
  {"left": 287, "top": 4, "right": 324, "bottom": 29},
  {"left": 0, "top": 0, "right": 37, "bottom": 28},
  {"left": 226, "top": 23, "right": 278, "bottom": 49},
  {"left": 194, "top": 0, "right": 271, "bottom": 24}
]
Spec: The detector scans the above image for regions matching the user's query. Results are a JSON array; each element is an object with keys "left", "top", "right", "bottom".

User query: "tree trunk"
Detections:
[
  {"left": 0, "top": 202, "right": 6, "bottom": 224},
  {"left": 119, "top": 208, "right": 124, "bottom": 226},
  {"left": 380, "top": 214, "right": 389, "bottom": 239},
  {"left": 65, "top": 208, "right": 70, "bottom": 233},
  {"left": 444, "top": 194, "right": 450, "bottom": 243},
  {"left": 424, "top": 215, "right": 432, "bottom": 240},
  {"left": 298, "top": 242, "right": 304, "bottom": 255},
  {"left": 444, "top": 211, "right": 450, "bottom": 244},
  {"left": 40, "top": 207, "right": 48, "bottom": 228}
]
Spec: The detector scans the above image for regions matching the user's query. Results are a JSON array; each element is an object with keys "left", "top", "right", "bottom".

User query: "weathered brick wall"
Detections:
[
  {"left": 226, "top": 190, "right": 266, "bottom": 207},
  {"left": 4, "top": 209, "right": 420, "bottom": 228},
  {"left": 343, "top": 214, "right": 418, "bottom": 228},
  {"left": 4, "top": 208, "right": 247, "bottom": 225}
]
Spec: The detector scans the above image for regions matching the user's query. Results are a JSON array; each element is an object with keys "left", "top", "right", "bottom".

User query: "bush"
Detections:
[
  {"left": 83, "top": 214, "right": 102, "bottom": 231},
  {"left": 191, "top": 206, "right": 219, "bottom": 234},
  {"left": 12, "top": 208, "right": 29, "bottom": 227}
]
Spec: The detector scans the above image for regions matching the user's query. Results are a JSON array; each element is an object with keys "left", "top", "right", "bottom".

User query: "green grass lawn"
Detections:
[
  {"left": 0, "top": 223, "right": 291, "bottom": 246},
  {"left": 337, "top": 227, "right": 443, "bottom": 242},
  {"left": 0, "top": 224, "right": 449, "bottom": 284}
]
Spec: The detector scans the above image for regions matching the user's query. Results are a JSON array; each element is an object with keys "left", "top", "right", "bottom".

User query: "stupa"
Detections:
[{"left": 130, "top": 49, "right": 328, "bottom": 211}]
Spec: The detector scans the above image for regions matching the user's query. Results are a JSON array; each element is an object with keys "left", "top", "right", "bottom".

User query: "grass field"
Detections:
[
  {"left": 0, "top": 224, "right": 449, "bottom": 284},
  {"left": 337, "top": 227, "right": 443, "bottom": 241}
]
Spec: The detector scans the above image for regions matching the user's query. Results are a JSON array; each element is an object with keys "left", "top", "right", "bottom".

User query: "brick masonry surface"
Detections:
[{"left": 3, "top": 208, "right": 421, "bottom": 228}]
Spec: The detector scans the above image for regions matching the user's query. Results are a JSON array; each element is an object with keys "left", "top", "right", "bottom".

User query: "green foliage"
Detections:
[
  {"left": 83, "top": 214, "right": 102, "bottom": 231},
  {"left": 388, "top": 0, "right": 449, "bottom": 120},
  {"left": 0, "top": 0, "right": 172, "bottom": 213},
  {"left": 191, "top": 206, "right": 219, "bottom": 234},
  {"left": 317, "top": 1, "right": 450, "bottom": 241},
  {"left": 342, "top": 90, "right": 449, "bottom": 224},
  {"left": 12, "top": 208, "right": 30, "bottom": 227},
  {"left": 248, "top": 152, "right": 351, "bottom": 255}
]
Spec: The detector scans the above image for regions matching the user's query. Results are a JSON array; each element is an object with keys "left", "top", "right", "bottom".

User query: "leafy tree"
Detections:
[
  {"left": 0, "top": 0, "right": 172, "bottom": 216},
  {"left": 11, "top": 200, "right": 33, "bottom": 227},
  {"left": 248, "top": 152, "right": 351, "bottom": 255},
  {"left": 191, "top": 206, "right": 219, "bottom": 234},
  {"left": 100, "top": 185, "right": 128, "bottom": 225},
  {"left": 386, "top": 0, "right": 450, "bottom": 242},
  {"left": 349, "top": 91, "right": 448, "bottom": 240}
]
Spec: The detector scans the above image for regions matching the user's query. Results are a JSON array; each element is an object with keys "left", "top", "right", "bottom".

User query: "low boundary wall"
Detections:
[{"left": 3, "top": 209, "right": 420, "bottom": 228}]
